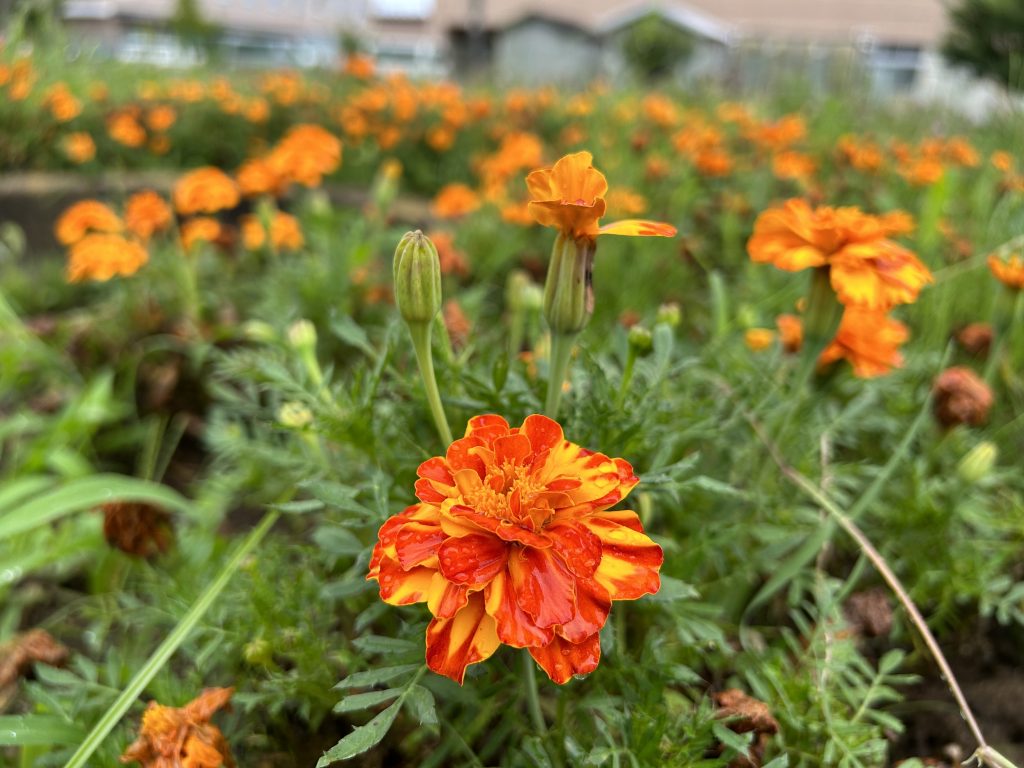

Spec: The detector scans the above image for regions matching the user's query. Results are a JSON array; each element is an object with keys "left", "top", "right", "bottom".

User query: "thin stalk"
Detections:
[
  {"left": 408, "top": 322, "right": 453, "bottom": 446},
  {"left": 746, "top": 415, "right": 1017, "bottom": 768},
  {"left": 521, "top": 651, "right": 546, "bottom": 736},
  {"left": 545, "top": 332, "right": 576, "bottom": 419},
  {"left": 64, "top": 510, "right": 280, "bottom": 768},
  {"left": 176, "top": 249, "right": 202, "bottom": 334},
  {"left": 615, "top": 347, "right": 638, "bottom": 409}
]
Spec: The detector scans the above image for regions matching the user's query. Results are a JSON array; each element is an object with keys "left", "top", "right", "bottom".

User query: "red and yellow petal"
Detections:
[
  {"left": 545, "top": 521, "right": 602, "bottom": 579},
  {"left": 484, "top": 570, "right": 554, "bottom": 647},
  {"left": 426, "top": 593, "right": 500, "bottom": 685},
  {"left": 508, "top": 547, "right": 577, "bottom": 628},
  {"left": 373, "top": 556, "right": 435, "bottom": 606},
  {"left": 444, "top": 505, "right": 551, "bottom": 548},
  {"left": 520, "top": 414, "right": 564, "bottom": 455},
  {"left": 558, "top": 576, "right": 611, "bottom": 643},
  {"left": 597, "top": 219, "right": 677, "bottom": 237},
  {"left": 395, "top": 520, "right": 446, "bottom": 569},
  {"left": 529, "top": 632, "right": 601, "bottom": 684},
  {"left": 437, "top": 533, "right": 509, "bottom": 587},
  {"left": 426, "top": 572, "right": 469, "bottom": 618},
  {"left": 583, "top": 516, "right": 663, "bottom": 600}
]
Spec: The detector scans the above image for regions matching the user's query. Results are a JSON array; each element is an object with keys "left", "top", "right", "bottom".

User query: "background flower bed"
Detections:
[{"left": 1, "top": 33, "right": 1024, "bottom": 768}]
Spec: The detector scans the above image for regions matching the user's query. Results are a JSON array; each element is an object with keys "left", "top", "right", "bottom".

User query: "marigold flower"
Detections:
[
  {"left": 956, "top": 322, "right": 993, "bottom": 358},
  {"left": 775, "top": 313, "right": 803, "bottom": 353},
  {"left": 932, "top": 367, "right": 993, "bottom": 428},
  {"left": 62, "top": 132, "right": 96, "bottom": 163},
  {"left": 44, "top": 83, "right": 82, "bottom": 122},
  {"left": 174, "top": 168, "right": 240, "bottom": 215},
  {"left": 526, "top": 151, "right": 676, "bottom": 241},
  {"left": 267, "top": 124, "right": 342, "bottom": 188},
  {"left": 368, "top": 414, "right": 663, "bottom": 685},
  {"left": 236, "top": 157, "right": 286, "bottom": 198},
  {"left": 55, "top": 200, "right": 123, "bottom": 245},
  {"left": 125, "top": 191, "right": 173, "bottom": 242},
  {"left": 145, "top": 104, "right": 177, "bottom": 132},
  {"left": 66, "top": 234, "right": 148, "bottom": 283},
  {"left": 240, "top": 212, "right": 304, "bottom": 251},
  {"left": 344, "top": 53, "right": 376, "bottom": 79},
  {"left": 432, "top": 183, "right": 480, "bottom": 219},
  {"left": 748, "top": 199, "right": 932, "bottom": 310},
  {"left": 108, "top": 112, "right": 147, "bottom": 148},
  {"left": 988, "top": 253, "right": 1024, "bottom": 290},
  {"left": 818, "top": 307, "right": 908, "bottom": 378},
  {"left": 0, "top": 629, "right": 69, "bottom": 691},
  {"left": 121, "top": 687, "right": 235, "bottom": 768},
  {"left": 180, "top": 217, "right": 223, "bottom": 251},
  {"left": 744, "top": 328, "right": 775, "bottom": 351}
]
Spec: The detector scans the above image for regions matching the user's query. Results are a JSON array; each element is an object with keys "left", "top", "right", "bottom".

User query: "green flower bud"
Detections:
[
  {"left": 656, "top": 302, "right": 681, "bottom": 328},
  {"left": 958, "top": 441, "right": 997, "bottom": 483},
  {"left": 243, "top": 638, "right": 273, "bottom": 667},
  {"left": 804, "top": 266, "right": 843, "bottom": 352},
  {"left": 506, "top": 269, "right": 533, "bottom": 313},
  {"left": 628, "top": 324, "right": 653, "bottom": 356},
  {"left": 543, "top": 233, "right": 594, "bottom": 336},
  {"left": 241, "top": 319, "right": 277, "bottom": 342},
  {"left": 287, "top": 319, "right": 317, "bottom": 350},
  {"left": 277, "top": 401, "right": 313, "bottom": 428},
  {"left": 394, "top": 230, "right": 442, "bottom": 325}
]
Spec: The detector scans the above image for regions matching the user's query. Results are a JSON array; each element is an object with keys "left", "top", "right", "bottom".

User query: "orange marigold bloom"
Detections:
[
  {"left": 125, "top": 191, "right": 173, "bottom": 242},
  {"left": 344, "top": 53, "right": 376, "bottom": 79},
  {"left": 432, "top": 183, "right": 481, "bottom": 219},
  {"left": 991, "top": 151, "right": 1013, "bottom": 173},
  {"left": 174, "top": 168, "right": 240, "bottom": 215},
  {"left": 818, "top": 308, "right": 908, "bottom": 378},
  {"left": 102, "top": 501, "right": 173, "bottom": 557},
  {"left": 744, "top": 328, "right": 775, "bottom": 351},
  {"left": 240, "top": 212, "right": 304, "bottom": 251},
  {"left": 236, "top": 157, "right": 286, "bottom": 198},
  {"left": 121, "top": 688, "right": 235, "bottom": 768},
  {"left": 67, "top": 234, "right": 148, "bottom": 283},
  {"left": 55, "top": 200, "right": 123, "bottom": 245},
  {"left": 988, "top": 253, "right": 1024, "bottom": 290},
  {"left": 44, "top": 83, "right": 82, "bottom": 122},
  {"left": 748, "top": 199, "right": 932, "bottom": 310},
  {"left": 526, "top": 151, "right": 676, "bottom": 241},
  {"left": 267, "top": 124, "right": 343, "bottom": 188},
  {"left": 62, "top": 132, "right": 96, "bottom": 163},
  {"left": 108, "top": 112, "right": 147, "bottom": 148},
  {"left": 368, "top": 414, "right": 663, "bottom": 685},
  {"left": 772, "top": 151, "right": 816, "bottom": 181},
  {"left": 776, "top": 313, "right": 803, "bottom": 354},
  {"left": 145, "top": 105, "right": 177, "bottom": 132},
  {"left": 180, "top": 217, "right": 222, "bottom": 251}
]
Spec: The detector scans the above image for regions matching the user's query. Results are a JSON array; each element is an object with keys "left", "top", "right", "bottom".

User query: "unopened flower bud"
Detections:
[
  {"left": 243, "top": 638, "right": 273, "bottom": 667},
  {"left": 287, "top": 319, "right": 317, "bottom": 350},
  {"left": 543, "top": 233, "right": 594, "bottom": 335},
  {"left": 278, "top": 401, "right": 312, "bottom": 428},
  {"left": 628, "top": 324, "right": 653, "bottom": 356},
  {"left": 394, "top": 230, "right": 442, "bottom": 325},
  {"left": 656, "top": 302, "right": 681, "bottom": 328},
  {"left": 958, "top": 441, "right": 997, "bottom": 483},
  {"left": 242, "top": 320, "right": 277, "bottom": 342},
  {"left": 506, "top": 269, "right": 534, "bottom": 313}
]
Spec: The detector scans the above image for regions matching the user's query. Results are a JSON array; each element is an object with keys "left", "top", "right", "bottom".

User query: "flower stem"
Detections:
[
  {"left": 521, "top": 650, "right": 546, "bottom": 735},
  {"left": 408, "top": 321, "right": 453, "bottom": 446},
  {"left": 545, "top": 331, "right": 576, "bottom": 419},
  {"left": 615, "top": 346, "right": 638, "bottom": 409}
]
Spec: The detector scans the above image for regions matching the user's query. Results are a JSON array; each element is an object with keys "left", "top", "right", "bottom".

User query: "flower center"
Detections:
[{"left": 461, "top": 462, "right": 547, "bottom": 528}]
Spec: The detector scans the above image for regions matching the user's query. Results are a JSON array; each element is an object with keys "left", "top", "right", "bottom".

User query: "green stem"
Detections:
[
  {"left": 985, "top": 289, "right": 1023, "bottom": 384},
  {"left": 521, "top": 650, "right": 546, "bottom": 736},
  {"left": 615, "top": 347, "right": 638, "bottom": 409},
  {"left": 408, "top": 322, "right": 453, "bottom": 446},
  {"left": 509, "top": 311, "right": 525, "bottom": 363},
  {"left": 64, "top": 509, "right": 280, "bottom": 768},
  {"left": 545, "top": 332, "right": 576, "bottom": 419},
  {"left": 176, "top": 248, "right": 202, "bottom": 333}
]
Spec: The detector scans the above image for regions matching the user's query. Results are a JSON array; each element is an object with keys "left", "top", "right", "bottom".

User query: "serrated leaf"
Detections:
[
  {"left": 317, "top": 699, "right": 401, "bottom": 766},
  {"left": 335, "top": 663, "right": 420, "bottom": 691},
  {"left": 332, "top": 688, "right": 401, "bottom": 714},
  {"left": 404, "top": 685, "right": 437, "bottom": 727}
]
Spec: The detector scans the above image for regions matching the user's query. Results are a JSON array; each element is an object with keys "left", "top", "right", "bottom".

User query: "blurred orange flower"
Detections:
[
  {"left": 775, "top": 314, "right": 803, "bottom": 353},
  {"left": 267, "top": 124, "right": 342, "bottom": 188},
  {"left": 368, "top": 414, "right": 662, "bottom": 684},
  {"left": 432, "top": 183, "right": 480, "bottom": 219},
  {"left": 748, "top": 199, "right": 931, "bottom": 310},
  {"left": 987, "top": 253, "right": 1024, "bottom": 290},
  {"left": 344, "top": 53, "right": 376, "bottom": 79},
  {"left": 526, "top": 151, "right": 676, "bottom": 240},
  {"left": 108, "top": 112, "right": 147, "bottom": 148},
  {"left": 240, "top": 212, "right": 304, "bottom": 251},
  {"left": 66, "top": 234, "right": 148, "bottom": 283},
  {"left": 62, "top": 132, "right": 96, "bottom": 164},
  {"left": 180, "top": 217, "right": 223, "bottom": 251},
  {"left": 121, "top": 687, "right": 235, "bottom": 768},
  {"left": 145, "top": 105, "right": 177, "bottom": 132},
  {"left": 55, "top": 200, "right": 123, "bottom": 245},
  {"left": 818, "top": 308, "right": 908, "bottom": 378},
  {"left": 174, "top": 168, "right": 240, "bottom": 215},
  {"left": 125, "top": 191, "right": 173, "bottom": 242}
]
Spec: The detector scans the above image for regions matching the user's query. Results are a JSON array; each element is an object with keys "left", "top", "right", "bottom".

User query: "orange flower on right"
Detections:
[
  {"left": 748, "top": 199, "right": 933, "bottom": 377},
  {"left": 988, "top": 253, "right": 1024, "bottom": 290}
]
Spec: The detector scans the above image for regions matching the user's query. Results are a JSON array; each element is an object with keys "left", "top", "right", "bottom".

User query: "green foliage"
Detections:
[{"left": 942, "top": 0, "right": 1024, "bottom": 90}]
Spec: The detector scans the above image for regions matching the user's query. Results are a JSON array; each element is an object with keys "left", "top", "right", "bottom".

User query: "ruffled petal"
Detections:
[
  {"left": 395, "top": 520, "right": 446, "bottom": 569},
  {"left": 508, "top": 546, "right": 577, "bottom": 628},
  {"left": 426, "top": 572, "right": 469, "bottom": 618},
  {"left": 559, "top": 576, "right": 611, "bottom": 643},
  {"left": 484, "top": 570, "right": 554, "bottom": 647},
  {"left": 425, "top": 593, "right": 500, "bottom": 684},
  {"left": 597, "top": 219, "right": 677, "bottom": 237},
  {"left": 545, "top": 522, "right": 602, "bottom": 579},
  {"left": 374, "top": 556, "right": 435, "bottom": 606},
  {"left": 437, "top": 533, "right": 509, "bottom": 587},
  {"left": 584, "top": 515, "right": 663, "bottom": 600},
  {"left": 529, "top": 632, "right": 601, "bottom": 684}
]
